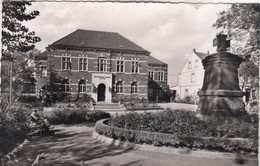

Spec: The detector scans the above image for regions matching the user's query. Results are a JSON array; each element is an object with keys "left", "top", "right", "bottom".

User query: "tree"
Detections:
[
  {"left": 1, "top": 1, "right": 41, "bottom": 98},
  {"left": 213, "top": 4, "right": 259, "bottom": 104},
  {"left": 213, "top": 4, "right": 260, "bottom": 62},
  {"left": 2, "top": 1, "right": 41, "bottom": 60}
]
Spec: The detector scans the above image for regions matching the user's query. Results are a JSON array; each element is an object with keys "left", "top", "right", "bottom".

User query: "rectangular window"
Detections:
[
  {"left": 188, "top": 61, "right": 192, "bottom": 69},
  {"left": 148, "top": 70, "right": 154, "bottom": 80},
  {"left": 29, "top": 84, "right": 36, "bottom": 93},
  {"left": 116, "top": 60, "right": 124, "bottom": 73},
  {"left": 195, "top": 60, "right": 199, "bottom": 68},
  {"left": 191, "top": 73, "right": 195, "bottom": 83},
  {"left": 158, "top": 72, "right": 164, "bottom": 81},
  {"left": 79, "top": 58, "right": 88, "bottom": 71},
  {"left": 132, "top": 61, "right": 139, "bottom": 73},
  {"left": 185, "top": 89, "right": 188, "bottom": 97},
  {"left": 62, "top": 57, "right": 71, "bottom": 70},
  {"left": 79, "top": 85, "right": 87, "bottom": 93},
  {"left": 98, "top": 58, "right": 106, "bottom": 72},
  {"left": 41, "top": 66, "right": 47, "bottom": 77}
]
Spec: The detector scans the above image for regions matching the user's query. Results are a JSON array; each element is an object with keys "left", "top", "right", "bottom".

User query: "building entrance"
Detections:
[{"left": 97, "top": 84, "right": 106, "bottom": 101}]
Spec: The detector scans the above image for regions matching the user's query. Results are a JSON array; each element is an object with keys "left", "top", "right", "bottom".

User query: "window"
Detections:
[
  {"left": 78, "top": 80, "right": 87, "bottom": 93},
  {"left": 98, "top": 58, "right": 106, "bottom": 72},
  {"left": 185, "top": 89, "right": 189, "bottom": 97},
  {"left": 79, "top": 58, "right": 88, "bottom": 71},
  {"left": 188, "top": 61, "right": 192, "bottom": 69},
  {"left": 158, "top": 71, "right": 164, "bottom": 81},
  {"left": 62, "top": 79, "right": 70, "bottom": 93},
  {"left": 195, "top": 60, "right": 199, "bottom": 68},
  {"left": 191, "top": 73, "right": 195, "bottom": 83},
  {"left": 131, "top": 82, "right": 138, "bottom": 94},
  {"left": 117, "top": 60, "right": 124, "bottom": 73},
  {"left": 116, "top": 81, "right": 123, "bottom": 93},
  {"left": 40, "top": 66, "right": 47, "bottom": 77},
  {"left": 148, "top": 70, "right": 154, "bottom": 80},
  {"left": 30, "top": 84, "right": 36, "bottom": 93},
  {"left": 132, "top": 60, "right": 139, "bottom": 73},
  {"left": 62, "top": 57, "right": 71, "bottom": 70}
]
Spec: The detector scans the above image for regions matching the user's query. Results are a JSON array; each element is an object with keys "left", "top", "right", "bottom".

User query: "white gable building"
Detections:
[{"left": 174, "top": 50, "right": 208, "bottom": 99}]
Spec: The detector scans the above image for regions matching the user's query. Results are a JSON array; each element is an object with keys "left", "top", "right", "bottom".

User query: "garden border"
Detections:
[{"left": 94, "top": 119, "right": 257, "bottom": 160}]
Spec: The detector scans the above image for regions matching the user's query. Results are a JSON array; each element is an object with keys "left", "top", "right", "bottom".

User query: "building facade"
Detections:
[
  {"left": 35, "top": 29, "right": 168, "bottom": 103},
  {"left": 174, "top": 49, "right": 207, "bottom": 99}
]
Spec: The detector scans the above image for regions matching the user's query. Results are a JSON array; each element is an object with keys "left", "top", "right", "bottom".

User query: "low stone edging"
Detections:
[{"left": 94, "top": 119, "right": 257, "bottom": 160}]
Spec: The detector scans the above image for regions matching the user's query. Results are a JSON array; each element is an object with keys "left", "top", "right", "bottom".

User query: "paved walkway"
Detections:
[{"left": 4, "top": 124, "right": 258, "bottom": 166}]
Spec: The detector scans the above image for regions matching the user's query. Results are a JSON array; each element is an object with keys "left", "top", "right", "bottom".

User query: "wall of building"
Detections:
[
  {"left": 37, "top": 48, "right": 170, "bottom": 102},
  {"left": 177, "top": 53, "right": 204, "bottom": 99}
]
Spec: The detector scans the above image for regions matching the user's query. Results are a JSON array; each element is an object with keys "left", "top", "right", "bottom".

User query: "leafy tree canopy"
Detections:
[
  {"left": 2, "top": 1, "right": 41, "bottom": 60},
  {"left": 213, "top": 4, "right": 260, "bottom": 62}
]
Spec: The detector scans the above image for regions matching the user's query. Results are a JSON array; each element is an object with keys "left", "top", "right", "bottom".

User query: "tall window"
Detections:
[
  {"left": 78, "top": 80, "right": 87, "bottom": 93},
  {"left": 62, "top": 57, "right": 71, "bottom": 70},
  {"left": 188, "top": 61, "right": 192, "bottom": 69},
  {"left": 98, "top": 58, "right": 106, "bottom": 72},
  {"left": 116, "top": 81, "right": 123, "bottom": 93},
  {"left": 148, "top": 70, "right": 154, "bottom": 80},
  {"left": 41, "top": 66, "right": 47, "bottom": 77},
  {"left": 79, "top": 58, "right": 88, "bottom": 71},
  {"left": 185, "top": 89, "right": 188, "bottom": 97},
  {"left": 131, "top": 82, "right": 138, "bottom": 94},
  {"left": 158, "top": 71, "right": 164, "bottom": 81},
  {"left": 62, "top": 79, "right": 70, "bottom": 93},
  {"left": 116, "top": 60, "right": 124, "bottom": 73},
  {"left": 195, "top": 60, "right": 199, "bottom": 68},
  {"left": 132, "top": 60, "right": 139, "bottom": 73},
  {"left": 191, "top": 73, "right": 195, "bottom": 83}
]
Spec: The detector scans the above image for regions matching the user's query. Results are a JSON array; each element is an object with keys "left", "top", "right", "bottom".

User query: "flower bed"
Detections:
[{"left": 95, "top": 119, "right": 258, "bottom": 153}]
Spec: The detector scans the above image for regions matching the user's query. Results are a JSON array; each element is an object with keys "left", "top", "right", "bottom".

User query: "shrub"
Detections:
[
  {"left": 108, "top": 110, "right": 258, "bottom": 139},
  {"left": 0, "top": 106, "right": 30, "bottom": 154},
  {"left": 112, "top": 96, "right": 159, "bottom": 110},
  {"left": 96, "top": 119, "right": 258, "bottom": 153},
  {"left": 42, "top": 109, "right": 111, "bottom": 124}
]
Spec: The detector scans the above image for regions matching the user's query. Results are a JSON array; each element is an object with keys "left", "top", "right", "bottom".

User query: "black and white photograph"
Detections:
[{"left": 1, "top": 0, "right": 259, "bottom": 165}]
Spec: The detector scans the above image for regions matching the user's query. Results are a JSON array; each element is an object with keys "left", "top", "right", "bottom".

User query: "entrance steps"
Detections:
[{"left": 94, "top": 102, "right": 125, "bottom": 112}]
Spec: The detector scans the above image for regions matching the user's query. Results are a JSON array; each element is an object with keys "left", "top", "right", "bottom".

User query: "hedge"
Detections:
[{"left": 95, "top": 119, "right": 258, "bottom": 153}]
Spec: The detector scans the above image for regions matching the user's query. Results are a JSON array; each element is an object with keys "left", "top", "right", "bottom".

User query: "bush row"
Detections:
[
  {"left": 95, "top": 119, "right": 258, "bottom": 153},
  {"left": 112, "top": 96, "right": 159, "bottom": 110},
  {"left": 41, "top": 108, "right": 111, "bottom": 125},
  {"left": 108, "top": 110, "right": 258, "bottom": 139}
]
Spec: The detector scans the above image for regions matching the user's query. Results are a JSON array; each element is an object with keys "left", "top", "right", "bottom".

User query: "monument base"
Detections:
[{"left": 197, "top": 95, "right": 247, "bottom": 122}]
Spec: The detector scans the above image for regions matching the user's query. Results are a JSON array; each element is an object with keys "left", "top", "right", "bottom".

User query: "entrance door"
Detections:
[{"left": 97, "top": 84, "right": 106, "bottom": 102}]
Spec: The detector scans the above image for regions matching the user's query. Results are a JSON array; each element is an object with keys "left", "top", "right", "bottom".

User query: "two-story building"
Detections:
[
  {"left": 35, "top": 29, "right": 169, "bottom": 103},
  {"left": 174, "top": 49, "right": 208, "bottom": 99}
]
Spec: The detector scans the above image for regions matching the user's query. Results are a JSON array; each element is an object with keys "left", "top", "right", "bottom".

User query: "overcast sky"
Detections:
[{"left": 24, "top": 2, "right": 229, "bottom": 85}]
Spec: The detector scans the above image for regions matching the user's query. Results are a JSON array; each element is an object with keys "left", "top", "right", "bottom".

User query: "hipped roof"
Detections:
[{"left": 51, "top": 29, "right": 149, "bottom": 53}]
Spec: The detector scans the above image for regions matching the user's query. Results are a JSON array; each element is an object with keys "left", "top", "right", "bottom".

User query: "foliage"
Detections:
[
  {"left": 2, "top": 1, "right": 41, "bottom": 60},
  {"left": 214, "top": 4, "right": 260, "bottom": 61},
  {"left": 109, "top": 110, "right": 258, "bottom": 139},
  {"left": 0, "top": 105, "right": 30, "bottom": 154},
  {"left": 2, "top": 1, "right": 41, "bottom": 106},
  {"left": 41, "top": 109, "right": 110, "bottom": 124},
  {"left": 96, "top": 119, "right": 258, "bottom": 153},
  {"left": 112, "top": 96, "right": 158, "bottom": 110},
  {"left": 175, "top": 95, "right": 198, "bottom": 104}
]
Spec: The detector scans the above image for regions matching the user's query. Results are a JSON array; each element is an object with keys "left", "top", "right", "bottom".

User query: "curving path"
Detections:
[{"left": 4, "top": 123, "right": 257, "bottom": 166}]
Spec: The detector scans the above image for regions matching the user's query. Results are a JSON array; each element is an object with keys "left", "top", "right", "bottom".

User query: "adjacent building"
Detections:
[
  {"left": 34, "top": 29, "right": 169, "bottom": 102},
  {"left": 173, "top": 49, "right": 207, "bottom": 99}
]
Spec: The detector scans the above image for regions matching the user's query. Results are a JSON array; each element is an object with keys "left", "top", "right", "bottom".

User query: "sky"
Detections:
[{"left": 24, "top": 2, "right": 229, "bottom": 86}]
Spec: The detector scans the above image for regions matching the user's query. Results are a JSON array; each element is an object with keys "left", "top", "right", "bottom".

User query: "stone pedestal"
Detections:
[{"left": 197, "top": 51, "right": 247, "bottom": 121}]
